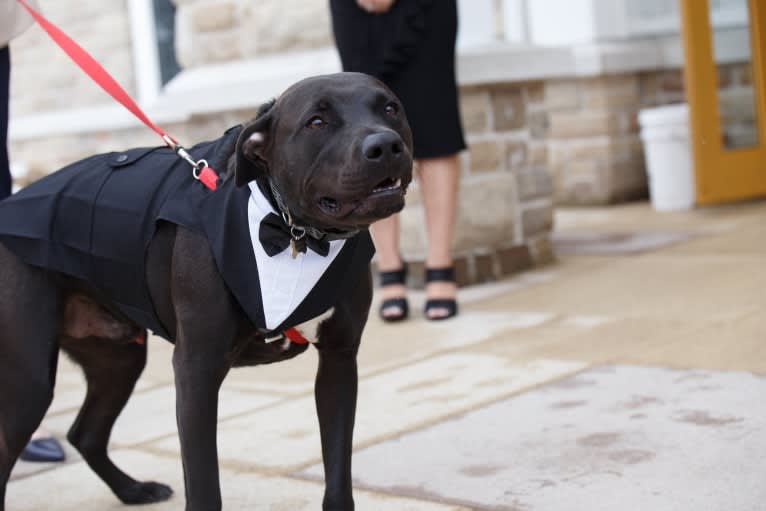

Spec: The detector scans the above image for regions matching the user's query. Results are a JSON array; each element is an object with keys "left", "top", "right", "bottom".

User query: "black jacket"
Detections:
[{"left": 0, "top": 126, "right": 374, "bottom": 339}]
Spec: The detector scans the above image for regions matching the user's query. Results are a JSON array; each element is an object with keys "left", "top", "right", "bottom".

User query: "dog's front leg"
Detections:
[
  {"left": 173, "top": 336, "right": 231, "bottom": 511},
  {"left": 315, "top": 347, "right": 358, "bottom": 510},
  {"left": 314, "top": 269, "right": 373, "bottom": 511},
  {"left": 169, "top": 229, "right": 237, "bottom": 511}
]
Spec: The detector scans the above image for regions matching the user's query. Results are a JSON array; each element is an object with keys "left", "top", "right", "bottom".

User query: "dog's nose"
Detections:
[{"left": 362, "top": 132, "right": 404, "bottom": 162}]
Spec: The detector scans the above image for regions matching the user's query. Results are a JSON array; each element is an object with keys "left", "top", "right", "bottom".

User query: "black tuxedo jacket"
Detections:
[{"left": 0, "top": 127, "right": 374, "bottom": 339}]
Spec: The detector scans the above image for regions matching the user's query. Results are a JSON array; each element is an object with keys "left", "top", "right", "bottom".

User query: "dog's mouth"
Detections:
[
  {"left": 370, "top": 177, "right": 403, "bottom": 196},
  {"left": 318, "top": 176, "right": 405, "bottom": 217}
]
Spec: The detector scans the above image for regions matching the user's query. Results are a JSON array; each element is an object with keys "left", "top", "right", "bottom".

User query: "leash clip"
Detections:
[
  {"left": 163, "top": 135, "right": 215, "bottom": 189},
  {"left": 163, "top": 135, "right": 203, "bottom": 173}
]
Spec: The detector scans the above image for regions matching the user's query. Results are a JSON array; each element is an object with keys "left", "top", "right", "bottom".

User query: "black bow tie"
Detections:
[{"left": 258, "top": 213, "right": 330, "bottom": 257}]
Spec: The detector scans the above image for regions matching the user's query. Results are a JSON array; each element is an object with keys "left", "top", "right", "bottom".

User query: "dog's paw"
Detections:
[{"left": 116, "top": 481, "right": 174, "bottom": 504}]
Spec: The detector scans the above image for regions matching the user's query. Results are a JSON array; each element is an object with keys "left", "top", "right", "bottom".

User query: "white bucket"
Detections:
[{"left": 638, "top": 104, "right": 695, "bottom": 212}]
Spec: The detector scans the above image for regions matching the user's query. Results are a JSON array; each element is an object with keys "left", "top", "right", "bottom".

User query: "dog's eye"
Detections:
[
  {"left": 306, "top": 116, "right": 327, "bottom": 129},
  {"left": 385, "top": 102, "right": 399, "bottom": 116}
]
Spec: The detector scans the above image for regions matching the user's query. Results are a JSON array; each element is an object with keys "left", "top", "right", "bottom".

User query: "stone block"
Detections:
[
  {"left": 638, "top": 72, "right": 661, "bottom": 107},
  {"left": 659, "top": 70, "right": 685, "bottom": 94},
  {"left": 454, "top": 257, "right": 471, "bottom": 287},
  {"left": 528, "top": 111, "right": 550, "bottom": 139},
  {"left": 399, "top": 202, "right": 427, "bottom": 258},
  {"left": 552, "top": 160, "right": 612, "bottom": 205},
  {"left": 240, "top": 0, "right": 333, "bottom": 56},
  {"left": 583, "top": 75, "right": 641, "bottom": 108},
  {"left": 468, "top": 140, "right": 503, "bottom": 173},
  {"left": 516, "top": 167, "right": 554, "bottom": 201},
  {"left": 609, "top": 161, "right": 649, "bottom": 202},
  {"left": 522, "top": 204, "right": 554, "bottom": 237},
  {"left": 505, "top": 140, "right": 527, "bottom": 171},
  {"left": 473, "top": 250, "right": 497, "bottom": 283},
  {"left": 528, "top": 235, "right": 556, "bottom": 265},
  {"left": 549, "top": 110, "right": 638, "bottom": 138},
  {"left": 527, "top": 142, "right": 548, "bottom": 166},
  {"left": 544, "top": 80, "right": 582, "bottom": 111},
  {"left": 451, "top": 174, "right": 517, "bottom": 253},
  {"left": 189, "top": 0, "right": 239, "bottom": 32},
  {"left": 459, "top": 89, "right": 491, "bottom": 134},
  {"left": 564, "top": 139, "right": 612, "bottom": 163},
  {"left": 198, "top": 31, "right": 244, "bottom": 63},
  {"left": 549, "top": 111, "right": 618, "bottom": 138},
  {"left": 406, "top": 260, "right": 425, "bottom": 289},
  {"left": 552, "top": 135, "right": 646, "bottom": 205},
  {"left": 525, "top": 82, "right": 545, "bottom": 106},
  {"left": 492, "top": 87, "right": 526, "bottom": 132},
  {"left": 497, "top": 245, "right": 533, "bottom": 276}
]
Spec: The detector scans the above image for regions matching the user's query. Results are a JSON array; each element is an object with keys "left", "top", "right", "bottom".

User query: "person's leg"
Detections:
[
  {"left": 0, "top": 46, "right": 11, "bottom": 199},
  {"left": 370, "top": 214, "right": 407, "bottom": 320},
  {"left": 417, "top": 153, "right": 460, "bottom": 319}
]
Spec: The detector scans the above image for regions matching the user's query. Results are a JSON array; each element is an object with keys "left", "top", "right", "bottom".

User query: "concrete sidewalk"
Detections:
[{"left": 8, "top": 200, "right": 766, "bottom": 510}]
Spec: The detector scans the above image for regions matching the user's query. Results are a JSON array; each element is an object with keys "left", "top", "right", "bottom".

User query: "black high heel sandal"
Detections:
[
  {"left": 424, "top": 267, "right": 458, "bottom": 321},
  {"left": 378, "top": 264, "right": 409, "bottom": 322}
]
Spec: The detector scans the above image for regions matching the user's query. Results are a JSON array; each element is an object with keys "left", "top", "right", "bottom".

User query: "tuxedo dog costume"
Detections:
[{"left": 0, "top": 73, "right": 413, "bottom": 511}]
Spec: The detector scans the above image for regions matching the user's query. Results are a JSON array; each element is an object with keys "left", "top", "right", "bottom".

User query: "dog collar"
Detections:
[{"left": 265, "top": 178, "right": 360, "bottom": 246}]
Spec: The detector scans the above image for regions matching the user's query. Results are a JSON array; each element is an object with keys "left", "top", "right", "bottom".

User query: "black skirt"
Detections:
[{"left": 330, "top": 0, "right": 466, "bottom": 160}]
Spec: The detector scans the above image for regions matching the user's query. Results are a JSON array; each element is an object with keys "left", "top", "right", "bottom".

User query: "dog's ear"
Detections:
[{"left": 235, "top": 99, "right": 275, "bottom": 187}]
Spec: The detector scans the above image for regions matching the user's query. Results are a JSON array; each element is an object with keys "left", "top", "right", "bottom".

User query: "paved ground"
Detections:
[{"left": 7, "top": 200, "right": 766, "bottom": 510}]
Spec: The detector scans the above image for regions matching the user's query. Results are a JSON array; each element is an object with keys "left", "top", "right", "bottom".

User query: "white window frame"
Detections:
[{"left": 127, "top": 0, "right": 163, "bottom": 107}]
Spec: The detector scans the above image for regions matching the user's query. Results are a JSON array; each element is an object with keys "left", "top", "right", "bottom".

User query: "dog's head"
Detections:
[{"left": 234, "top": 72, "right": 414, "bottom": 232}]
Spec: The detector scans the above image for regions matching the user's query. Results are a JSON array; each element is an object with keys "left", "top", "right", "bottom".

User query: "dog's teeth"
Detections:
[{"left": 371, "top": 178, "right": 402, "bottom": 194}]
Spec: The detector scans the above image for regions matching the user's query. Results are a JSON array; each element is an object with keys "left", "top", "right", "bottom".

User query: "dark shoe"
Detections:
[
  {"left": 424, "top": 267, "right": 458, "bottom": 321},
  {"left": 378, "top": 264, "right": 409, "bottom": 322},
  {"left": 20, "top": 437, "right": 66, "bottom": 463}
]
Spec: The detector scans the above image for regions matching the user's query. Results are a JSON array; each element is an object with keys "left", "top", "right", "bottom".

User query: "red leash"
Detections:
[
  {"left": 18, "top": 0, "right": 312, "bottom": 346},
  {"left": 16, "top": 0, "right": 219, "bottom": 190}
]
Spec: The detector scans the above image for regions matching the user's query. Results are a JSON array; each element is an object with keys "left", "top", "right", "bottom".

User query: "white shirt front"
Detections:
[{"left": 247, "top": 182, "right": 346, "bottom": 330}]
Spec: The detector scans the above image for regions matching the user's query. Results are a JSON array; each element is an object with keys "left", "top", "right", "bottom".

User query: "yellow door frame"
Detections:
[{"left": 679, "top": 0, "right": 766, "bottom": 204}]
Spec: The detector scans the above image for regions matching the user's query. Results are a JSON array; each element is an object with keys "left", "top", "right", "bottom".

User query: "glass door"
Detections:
[{"left": 680, "top": 0, "right": 766, "bottom": 204}]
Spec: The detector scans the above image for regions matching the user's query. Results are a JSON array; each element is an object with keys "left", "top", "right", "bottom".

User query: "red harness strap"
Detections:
[
  {"left": 19, "top": 0, "right": 309, "bottom": 346},
  {"left": 283, "top": 327, "right": 310, "bottom": 345}
]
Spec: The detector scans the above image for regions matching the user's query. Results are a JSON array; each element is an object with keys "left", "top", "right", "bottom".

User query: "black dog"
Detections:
[{"left": 0, "top": 72, "right": 413, "bottom": 511}]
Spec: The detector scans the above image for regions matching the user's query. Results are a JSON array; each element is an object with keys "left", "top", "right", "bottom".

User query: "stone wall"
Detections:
[
  {"left": 9, "top": 0, "right": 135, "bottom": 116},
  {"left": 398, "top": 81, "right": 554, "bottom": 287},
  {"left": 173, "top": 0, "right": 334, "bottom": 67}
]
